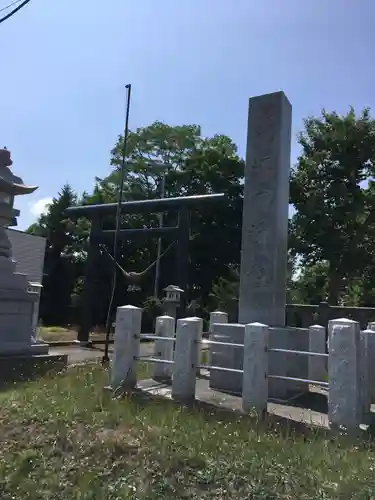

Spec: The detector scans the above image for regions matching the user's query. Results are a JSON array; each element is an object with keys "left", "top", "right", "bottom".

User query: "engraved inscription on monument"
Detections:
[{"left": 239, "top": 92, "right": 292, "bottom": 326}]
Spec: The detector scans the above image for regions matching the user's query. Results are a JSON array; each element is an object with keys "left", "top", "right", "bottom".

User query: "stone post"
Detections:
[
  {"left": 210, "top": 311, "right": 229, "bottom": 330},
  {"left": 238, "top": 91, "right": 292, "bottom": 326},
  {"left": 208, "top": 311, "right": 228, "bottom": 366},
  {"left": 308, "top": 325, "right": 327, "bottom": 382},
  {"left": 328, "top": 318, "right": 362, "bottom": 431},
  {"left": 153, "top": 315, "right": 175, "bottom": 382},
  {"left": 365, "top": 324, "right": 375, "bottom": 403},
  {"left": 172, "top": 317, "right": 202, "bottom": 401},
  {"left": 111, "top": 305, "right": 142, "bottom": 391},
  {"left": 242, "top": 322, "right": 268, "bottom": 414}
]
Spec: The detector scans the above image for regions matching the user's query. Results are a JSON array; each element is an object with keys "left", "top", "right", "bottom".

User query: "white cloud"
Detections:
[{"left": 30, "top": 197, "right": 53, "bottom": 217}]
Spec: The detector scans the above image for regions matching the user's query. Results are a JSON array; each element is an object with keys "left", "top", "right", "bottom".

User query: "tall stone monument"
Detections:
[
  {"left": 238, "top": 91, "right": 292, "bottom": 326},
  {"left": 0, "top": 148, "right": 67, "bottom": 382},
  {"left": 209, "top": 92, "right": 292, "bottom": 397}
]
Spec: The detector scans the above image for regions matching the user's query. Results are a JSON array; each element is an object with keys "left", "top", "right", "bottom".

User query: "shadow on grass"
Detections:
[{"left": 0, "top": 361, "right": 68, "bottom": 393}]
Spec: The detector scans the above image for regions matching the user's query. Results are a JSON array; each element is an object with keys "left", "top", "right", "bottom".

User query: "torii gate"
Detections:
[{"left": 65, "top": 193, "right": 225, "bottom": 343}]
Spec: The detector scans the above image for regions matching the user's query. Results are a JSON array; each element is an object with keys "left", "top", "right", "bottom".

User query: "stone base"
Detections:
[
  {"left": 0, "top": 353, "right": 68, "bottom": 386},
  {"left": 0, "top": 282, "right": 43, "bottom": 356}
]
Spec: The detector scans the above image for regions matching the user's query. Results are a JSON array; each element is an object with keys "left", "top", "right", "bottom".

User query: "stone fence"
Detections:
[
  {"left": 110, "top": 305, "right": 375, "bottom": 433},
  {"left": 286, "top": 302, "right": 375, "bottom": 330}
]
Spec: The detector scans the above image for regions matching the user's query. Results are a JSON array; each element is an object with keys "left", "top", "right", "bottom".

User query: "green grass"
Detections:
[
  {"left": 37, "top": 326, "right": 77, "bottom": 342},
  {"left": 1, "top": 364, "right": 375, "bottom": 499},
  {"left": 38, "top": 326, "right": 108, "bottom": 343}
]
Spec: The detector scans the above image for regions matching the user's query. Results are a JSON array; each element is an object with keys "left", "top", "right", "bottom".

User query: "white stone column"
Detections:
[
  {"left": 238, "top": 91, "right": 292, "bottom": 326},
  {"left": 308, "top": 325, "right": 327, "bottom": 382},
  {"left": 111, "top": 305, "right": 142, "bottom": 391},
  {"left": 328, "top": 318, "right": 362, "bottom": 431},
  {"left": 242, "top": 322, "right": 268, "bottom": 414},
  {"left": 208, "top": 311, "right": 228, "bottom": 365},
  {"left": 172, "top": 317, "right": 202, "bottom": 401},
  {"left": 153, "top": 315, "right": 175, "bottom": 382}
]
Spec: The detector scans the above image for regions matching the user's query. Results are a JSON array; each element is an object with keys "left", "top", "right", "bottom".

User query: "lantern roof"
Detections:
[
  {"left": 0, "top": 148, "right": 38, "bottom": 196},
  {"left": 163, "top": 285, "right": 184, "bottom": 293}
]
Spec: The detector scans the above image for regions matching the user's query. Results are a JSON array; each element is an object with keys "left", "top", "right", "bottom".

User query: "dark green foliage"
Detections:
[
  {"left": 290, "top": 107, "right": 375, "bottom": 304},
  {"left": 142, "top": 296, "right": 163, "bottom": 332},
  {"left": 27, "top": 184, "right": 86, "bottom": 325},
  {"left": 290, "top": 262, "right": 329, "bottom": 305}
]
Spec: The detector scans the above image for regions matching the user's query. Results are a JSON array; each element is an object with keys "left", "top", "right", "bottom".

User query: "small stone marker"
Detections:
[{"left": 111, "top": 305, "right": 142, "bottom": 391}]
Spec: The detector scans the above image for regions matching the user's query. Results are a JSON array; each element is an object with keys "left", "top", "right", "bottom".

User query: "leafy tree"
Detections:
[
  {"left": 209, "top": 266, "right": 240, "bottom": 321},
  {"left": 290, "top": 107, "right": 375, "bottom": 304},
  {"left": 289, "top": 261, "right": 329, "bottom": 304},
  {"left": 27, "top": 184, "right": 86, "bottom": 325},
  {"left": 141, "top": 296, "right": 163, "bottom": 332}
]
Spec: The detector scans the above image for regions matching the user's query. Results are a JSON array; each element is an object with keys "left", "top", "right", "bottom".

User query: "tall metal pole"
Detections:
[
  {"left": 153, "top": 173, "right": 166, "bottom": 297},
  {"left": 102, "top": 83, "right": 132, "bottom": 365}
]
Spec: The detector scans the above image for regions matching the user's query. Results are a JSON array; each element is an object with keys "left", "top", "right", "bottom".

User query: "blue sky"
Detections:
[{"left": 1, "top": 0, "right": 374, "bottom": 229}]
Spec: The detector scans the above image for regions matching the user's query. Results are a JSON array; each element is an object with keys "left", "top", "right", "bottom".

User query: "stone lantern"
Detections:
[
  {"left": 0, "top": 148, "right": 48, "bottom": 356},
  {"left": 162, "top": 285, "right": 184, "bottom": 321}
]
